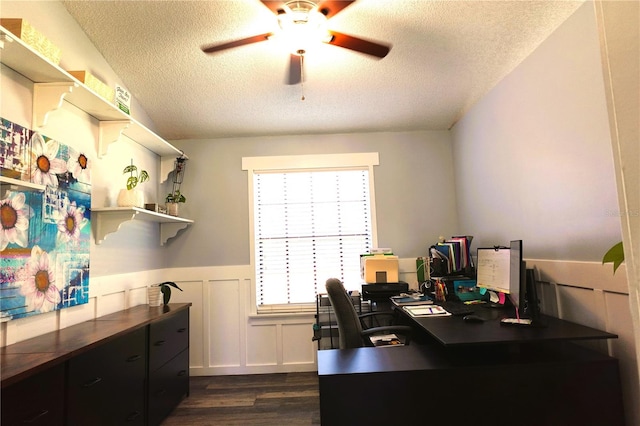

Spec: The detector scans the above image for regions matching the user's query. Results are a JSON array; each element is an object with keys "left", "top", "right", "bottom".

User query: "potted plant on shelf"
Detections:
[
  {"left": 117, "top": 159, "right": 149, "bottom": 207},
  {"left": 165, "top": 190, "right": 186, "bottom": 216}
]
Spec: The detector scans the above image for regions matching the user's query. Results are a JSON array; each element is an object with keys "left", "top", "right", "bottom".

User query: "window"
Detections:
[{"left": 243, "top": 153, "right": 379, "bottom": 312}]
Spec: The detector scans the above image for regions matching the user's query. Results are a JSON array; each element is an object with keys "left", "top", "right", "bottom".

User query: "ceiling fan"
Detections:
[{"left": 200, "top": 0, "right": 391, "bottom": 85}]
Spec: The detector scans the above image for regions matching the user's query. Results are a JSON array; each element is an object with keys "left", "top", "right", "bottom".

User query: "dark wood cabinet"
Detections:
[
  {"left": 1, "top": 303, "right": 191, "bottom": 426},
  {"left": 148, "top": 309, "right": 190, "bottom": 426},
  {"left": 67, "top": 327, "right": 146, "bottom": 425},
  {"left": 148, "top": 348, "right": 190, "bottom": 425},
  {"left": 1, "top": 362, "right": 65, "bottom": 426},
  {"left": 149, "top": 308, "right": 189, "bottom": 371}
]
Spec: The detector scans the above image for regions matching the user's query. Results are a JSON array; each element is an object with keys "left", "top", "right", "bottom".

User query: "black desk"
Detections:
[
  {"left": 395, "top": 306, "right": 618, "bottom": 347},
  {"left": 318, "top": 343, "right": 624, "bottom": 426},
  {"left": 318, "top": 308, "right": 625, "bottom": 426}
]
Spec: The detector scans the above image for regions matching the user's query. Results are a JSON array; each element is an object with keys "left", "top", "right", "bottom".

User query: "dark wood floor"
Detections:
[{"left": 161, "top": 372, "right": 321, "bottom": 425}]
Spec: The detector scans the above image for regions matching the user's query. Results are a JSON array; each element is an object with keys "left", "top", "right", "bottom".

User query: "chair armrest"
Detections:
[
  {"left": 359, "top": 311, "right": 395, "bottom": 319},
  {"left": 359, "top": 310, "right": 397, "bottom": 328}
]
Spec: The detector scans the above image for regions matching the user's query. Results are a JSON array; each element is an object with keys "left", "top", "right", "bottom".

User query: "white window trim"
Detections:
[{"left": 242, "top": 152, "right": 380, "bottom": 314}]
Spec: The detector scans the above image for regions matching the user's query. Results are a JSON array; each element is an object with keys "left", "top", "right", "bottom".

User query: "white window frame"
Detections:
[{"left": 242, "top": 152, "right": 379, "bottom": 314}]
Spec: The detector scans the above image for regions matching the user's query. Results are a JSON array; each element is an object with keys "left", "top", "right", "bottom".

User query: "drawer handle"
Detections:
[
  {"left": 156, "top": 388, "right": 167, "bottom": 396},
  {"left": 177, "top": 370, "right": 187, "bottom": 377},
  {"left": 82, "top": 377, "right": 102, "bottom": 387},
  {"left": 177, "top": 327, "right": 187, "bottom": 333},
  {"left": 23, "top": 409, "right": 49, "bottom": 423},
  {"left": 154, "top": 340, "right": 166, "bottom": 346},
  {"left": 126, "top": 411, "right": 142, "bottom": 422},
  {"left": 126, "top": 354, "right": 142, "bottom": 362}
]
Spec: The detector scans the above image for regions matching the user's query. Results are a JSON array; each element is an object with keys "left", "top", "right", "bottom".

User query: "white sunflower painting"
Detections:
[{"left": 1, "top": 118, "right": 91, "bottom": 321}]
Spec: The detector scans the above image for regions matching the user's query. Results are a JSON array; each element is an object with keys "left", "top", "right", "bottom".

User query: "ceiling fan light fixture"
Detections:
[{"left": 276, "top": 0, "right": 330, "bottom": 54}]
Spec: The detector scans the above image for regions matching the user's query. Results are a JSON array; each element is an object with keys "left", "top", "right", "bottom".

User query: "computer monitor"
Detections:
[{"left": 509, "top": 239, "right": 524, "bottom": 311}]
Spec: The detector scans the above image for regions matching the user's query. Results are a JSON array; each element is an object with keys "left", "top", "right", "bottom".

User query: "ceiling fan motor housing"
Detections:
[{"left": 278, "top": 1, "right": 330, "bottom": 53}]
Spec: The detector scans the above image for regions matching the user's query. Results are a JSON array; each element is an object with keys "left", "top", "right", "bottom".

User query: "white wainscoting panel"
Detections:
[
  {"left": 246, "top": 323, "right": 278, "bottom": 367},
  {"left": 556, "top": 285, "right": 603, "bottom": 328},
  {"left": 59, "top": 298, "right": 96, "bottom": 329},
  {"left": 4, "top": 309, "right": 59, "bottom": 346},
  {"left": 282, "top": 322, "right": 317, "bottom": 365},
  {"left": 528, "top": 259, "right": 637, "bottom": 425},
  {"left": 209, "top": 279, "right": 243, "bottom": 367}
]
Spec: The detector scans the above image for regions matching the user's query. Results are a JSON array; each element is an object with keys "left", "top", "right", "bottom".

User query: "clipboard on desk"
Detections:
[
  {"left": 476, "top": 246, "right": 510, "bottom": 294},
  {"left": 403, "top": 305, "right": 451, "bottom": 317}
]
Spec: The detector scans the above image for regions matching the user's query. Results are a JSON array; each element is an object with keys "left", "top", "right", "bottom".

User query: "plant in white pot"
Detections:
[
  {"left": 117, "top": 160, "right": 149, "bottom": 207},
  {"left": 165, "top": 190, "right": 186, "bottom": 216},
  {"left": 159, "top": 281, "right": 183, "bottom": 304},
  {"left": 148, "top": 281, "right": 183, "bottom": 306}
]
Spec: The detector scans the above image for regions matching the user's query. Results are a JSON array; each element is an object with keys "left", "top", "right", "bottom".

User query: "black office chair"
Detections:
[{"left": 325, "top": 278, "right": 412, "bottom": 349}]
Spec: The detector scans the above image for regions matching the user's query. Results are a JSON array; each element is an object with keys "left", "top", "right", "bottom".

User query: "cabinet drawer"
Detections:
[
  {"left": 149, "top": 309, "right": 189, "bottom": 371},
  {"left": 67, "top": 327, "right": 146, "bottom": 425},
  {"left": 1, "top": 363, "right": 65, "bottom": 426},
  {"left": 148, "top": 348, "right": 190, "bottom": 426}
]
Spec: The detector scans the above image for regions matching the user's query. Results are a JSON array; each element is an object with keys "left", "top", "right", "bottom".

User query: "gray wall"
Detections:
[
  {"left": 164, "top": 130, "right": 458, "bottom": 267},
  {"left": 450, "top": 2, "right": 620, "bottom": 261}
]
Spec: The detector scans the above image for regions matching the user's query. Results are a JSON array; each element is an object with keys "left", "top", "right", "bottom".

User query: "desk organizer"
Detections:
[{"left": 453, "top": 278, "right": 481, "bottom": 301}]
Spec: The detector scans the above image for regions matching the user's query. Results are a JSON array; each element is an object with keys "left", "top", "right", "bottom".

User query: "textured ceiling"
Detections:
[{"left": 61, "top": 0, "right": 584, "bottom": 140}]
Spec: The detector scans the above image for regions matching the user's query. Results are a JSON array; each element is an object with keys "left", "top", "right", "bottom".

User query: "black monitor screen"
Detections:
[{"left": 509, "top": 240, "right": 523, "bottom": 310}]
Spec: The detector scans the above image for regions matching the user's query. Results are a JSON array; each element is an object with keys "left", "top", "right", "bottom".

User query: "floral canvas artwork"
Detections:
[{"left": 1, "top": 118, "right": 91, "bottom": 321}]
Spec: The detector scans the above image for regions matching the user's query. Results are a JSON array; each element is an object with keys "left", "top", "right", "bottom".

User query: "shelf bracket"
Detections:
[
  {"left": 160, "top": 155, "right": 178, "bottom": 184},
  {"left": 33, "top": 82, "right": 77, "bottom": 128},
  {"left": 98, "top": 120, "right": 131, "bottom": 158},
  {"left": 160, "top": 222, "right": 190, "bottom": 246},
  {"left": 0, "top": 33, "right": 13, "bottom": 50},
  {"left": 92, "top": 209, "right": 139, "bottom": 245}
]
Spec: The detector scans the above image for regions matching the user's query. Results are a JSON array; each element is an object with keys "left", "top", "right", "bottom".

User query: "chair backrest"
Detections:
[{"left": 325, "top": 278, "right": 364, "bottom": 349}]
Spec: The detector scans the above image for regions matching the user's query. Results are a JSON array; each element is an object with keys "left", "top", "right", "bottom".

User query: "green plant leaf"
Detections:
[
  {"left": 161, "top": 285, "right": 171, "bottom": 305},
  {"left": 161, "top": 281, "right": 183, "bottom": 291},
  {"left": 160, "top": 281, "right": 182, "bottom": 304},
  {"left": 602, "top": 241, "right": 624, "bottom": 273},
  {"left": 123, "top": 164, "right": 137, "bottom": 174},
  {"left": 139, "top": 170, "right": 149, "bottom": 183},
  {"left": 126, "top": 176, "right": 137, "bottom": 190}
]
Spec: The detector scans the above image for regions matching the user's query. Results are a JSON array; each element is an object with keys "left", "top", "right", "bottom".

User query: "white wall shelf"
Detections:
[
  {"left": 0, "top": 176, "right": 46, "bottom": 192},
  {"left": 91, "top": 207, "right": 193, "bottom": 246},
  {"left": 0, "top": 26, "right": 186, "bottom": 179},
  {"left": 1, "top": 26, "right": 194, "bottom": 244}
]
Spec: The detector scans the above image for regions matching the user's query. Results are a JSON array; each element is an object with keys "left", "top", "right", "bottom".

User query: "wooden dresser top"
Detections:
[{"left": 1, "top": 303, "right": 191, "bottom": 388}]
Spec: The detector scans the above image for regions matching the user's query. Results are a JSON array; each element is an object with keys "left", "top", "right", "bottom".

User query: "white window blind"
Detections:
[{"left": 254, "top": 169, "right": 373, "bottom": 307}]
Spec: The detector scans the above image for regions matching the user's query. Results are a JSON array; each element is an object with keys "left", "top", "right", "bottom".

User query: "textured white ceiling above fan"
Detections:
[{"left": 58, "top": 0, "right": 585, "bottom": 140}]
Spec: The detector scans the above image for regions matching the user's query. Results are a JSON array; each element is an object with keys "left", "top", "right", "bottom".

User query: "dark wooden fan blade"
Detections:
[
  {"left": 201, "top": 33, "right": 274, "bottom": 54},
  {"left": 287, "top": 54, "right": 302, "bottom": 85},
  {"left": 326, "top": 30, "right": 390, "bottom": 58},
  {"left": 260, "top": 1, "right": 287, "bottom": 15},
  {"left": 317, "top": 1, "right": 355, "bottom": 18},
  {"left": 261, "top": 1, "right": 355, "bottom": 18}
]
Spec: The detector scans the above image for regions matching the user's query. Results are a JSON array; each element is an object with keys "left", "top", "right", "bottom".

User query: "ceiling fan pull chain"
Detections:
[{"left": 299, "top": 50, "right": 306, "bottom": 101}]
